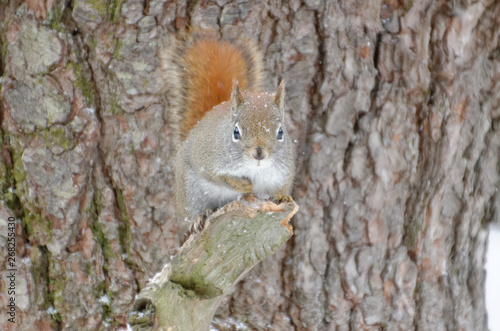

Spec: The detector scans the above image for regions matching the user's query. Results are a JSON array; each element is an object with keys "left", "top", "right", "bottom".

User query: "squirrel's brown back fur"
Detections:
[{"left": 163, "top": 33, "right": 264, "bottom": 143}]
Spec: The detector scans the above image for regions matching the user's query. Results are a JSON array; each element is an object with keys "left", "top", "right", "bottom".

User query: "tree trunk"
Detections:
[{"left": 0, "top": 0, "right": 498, "bottom": 330}]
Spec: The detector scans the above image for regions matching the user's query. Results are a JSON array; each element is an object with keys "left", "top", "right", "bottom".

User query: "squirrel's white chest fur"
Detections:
[
  {"left": 185, "top": 157, "right": 286, "bottom": 218},
  {"left": 225, "top": 158, "right": 286, "bottom": 196}
]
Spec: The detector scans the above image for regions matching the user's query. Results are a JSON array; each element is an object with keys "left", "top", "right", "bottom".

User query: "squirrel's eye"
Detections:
[
  {"left": 277, "top": 126, "right": 283, "bottom": 141},
  {"left": 233, "top": 125, "right": 241, "bottom": 141}
]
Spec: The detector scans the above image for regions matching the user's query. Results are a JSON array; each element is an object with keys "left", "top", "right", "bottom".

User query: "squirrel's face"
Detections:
[{"left": 229, "top": 82, "right": 288, "bottom": 166}]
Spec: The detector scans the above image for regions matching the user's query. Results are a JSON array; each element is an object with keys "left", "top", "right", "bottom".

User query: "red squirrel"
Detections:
[{"left": 162, "top": 32, "right": 296, "bottom": 220}]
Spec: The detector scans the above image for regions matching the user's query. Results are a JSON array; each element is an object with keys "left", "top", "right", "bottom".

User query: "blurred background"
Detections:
[{"left": 487, "top": 225, "right": 500, "bottom": 331}]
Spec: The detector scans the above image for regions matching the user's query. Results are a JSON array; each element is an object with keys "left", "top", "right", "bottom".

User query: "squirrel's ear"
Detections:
[
  {"left": 231, "top": 81, "right": 244, "bottom": 113},
  {"left": 275, "top": 80, "right": 286, "bottom": 118}
]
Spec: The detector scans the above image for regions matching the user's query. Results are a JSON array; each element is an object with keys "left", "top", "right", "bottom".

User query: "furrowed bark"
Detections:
[{"left": 1, "top": 1, "right": 498, "bottom": 330}]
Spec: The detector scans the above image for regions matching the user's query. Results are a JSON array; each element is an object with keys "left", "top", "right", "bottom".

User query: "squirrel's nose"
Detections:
[{"left": 253, "top": 147, "right": 266, "bottom": 160}]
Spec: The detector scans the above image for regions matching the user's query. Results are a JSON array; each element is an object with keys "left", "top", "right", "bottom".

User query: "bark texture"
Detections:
[{"left": 0, "top": 0, "right": 499, "bottom": 330}]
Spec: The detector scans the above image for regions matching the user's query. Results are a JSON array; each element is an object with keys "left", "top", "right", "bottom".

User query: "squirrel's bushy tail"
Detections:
[{"left": 162, "top": 32, "right": 264, "bottom": 145}]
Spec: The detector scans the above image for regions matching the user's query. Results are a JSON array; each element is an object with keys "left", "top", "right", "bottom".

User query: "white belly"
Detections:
[{"left": 226, "top": 159, "right": 286, "bottom": 198}]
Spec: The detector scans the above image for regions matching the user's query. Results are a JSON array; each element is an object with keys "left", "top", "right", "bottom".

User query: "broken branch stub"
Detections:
[{"left": 127, "top": 198, "right": 298, "bottom": 331}]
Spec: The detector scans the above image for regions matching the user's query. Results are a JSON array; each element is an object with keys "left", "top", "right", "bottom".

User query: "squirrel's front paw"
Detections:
[
  {"left": 272, "top": 194, "right": 293, "bottom": 204},
  {"left": 224, "top": 176, "right": 253, "bottom": 193}
]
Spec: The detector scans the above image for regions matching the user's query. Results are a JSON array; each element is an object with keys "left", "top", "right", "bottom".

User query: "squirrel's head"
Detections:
[{"left": 229, "top": 81, "right": 289, "bottom": 166}]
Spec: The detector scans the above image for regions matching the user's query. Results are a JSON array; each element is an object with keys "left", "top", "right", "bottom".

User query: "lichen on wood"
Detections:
[{"left": 127, "top": 198, "right": 298, "bottom": 331}]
